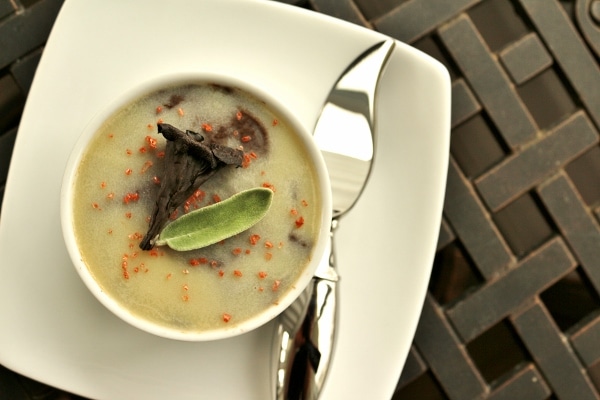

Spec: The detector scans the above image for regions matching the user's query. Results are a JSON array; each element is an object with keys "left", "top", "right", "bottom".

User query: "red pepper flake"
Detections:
[
  {"left": 152, "top": 176, "right": 161, "bottom": 185},
  {"left": 265, "top": 252, "right": 273, "bottom": 261},
  {"left": 236, "top": 111, "right": 243, "bottom": 120},
  {"left": 123, "top": 192, "right": 140, "bottom": 204},
  {"left": 157, "top": 118, "right": 164, "bottom": 125},
  {"left": 108, "top": 133, "right": 114, "bottom": 139},
  {"left": 290, "top": 208, "right": 298, "bottom": 215},
  {"left": 192, "top": 189, "right": 205, "bottom": 202},
  {"left": 258, "top": 271, "right": 267, "bottom": 279},
  {"left": 141, "top": 160, "right": 153, "bottom": 173},
  {"left": 201, "top": 123, "right": 213, "bottom": 132},
  {"left": 145, "top": 135, "right": 158, "bottom": 149},
  {"left": 182, "top": 295, "right": 190, "bottom": 302},
  {"left": 125, "top": 168, "right": 133, "bottom": 176},
  {"left": 107, "top": 229, "right": 113, "bottom": 235},
  {"left": 218, "top": 270, "right": 225, "bottom": 277},
  {"left": 232, "top": 248, "right": 242, "bottom": 256},
  {"left": 198, "top": 257, "right": 208, "bottom": 265},
  {"left": 133, "top": 266, "right": 139, "bottom": 273},
  {"left": 272, "top": 280, "right": 281, "bottom": 291},
  {"left": 100, "top": 181, "right": 107, "bottom": 189},
  {"left": 212, "top": 194, "right": 221, "bottom": 203},
  {"left": 265, "top": 241, "right": 274, "bottom": 249},
  {"left": 183, "top": 284, "right": 189, "bottom": 291},
  {"left": 241, "top": 135, "right": 252, "bottom": 143},
  {"left": 249, "top": 151, "right": 258, "bottom": 159},
  {"left": 128, "top": 232, "right": 143, "bottom": 240},
  {"left": 170, "top": 209, "right": 179, "bottom": 220},
  {"left": 125, "top": 149, "right": 132, "bottom": 156},
  {"left": 156, "top": 151, "right": 165, "bottom": 158},
  {"left": 249, "top": 234, "right": 261, "bottom": 245},
  {"left": 156, "top": 105, "right": 163, "bottom": 114},
  {"left": 139, "top": 146, "right": 147, "bottom": 154},
  {"left": 177, "top": 107, "right": 184, "bottom": 116},
  {"left": 295, "top": 216, "right": 305, "bottom": 228},
  {"left": 91, "top": 202, "right": 101, "bottom": 210},
  {"left": 245, "top": 249, "right": 251, "bottom": 255},
  {"left": 150, "top": 248, "right": 160, "bottom": 257},
  {"left": 301, "top": 199, "right": 309, "bottom": 207},
  {"left": 107, "top": 192, "right": 114, "bottom": 200},
  {"left": 242, "top": 154, "right": 252, "bottom": 168},
  {"left": 233, "top": 130, "right": 239, "bottom": 137},
  {"left": 189, "top": 259, "right": 201, "bottom": 266},
  {"left": 222, "top": 313, "right": 232, "bottom": 323},
  {"left": 262, "top": 182, "right": 275, "bottom": 192},
  {"left": 258, "top": 287, "right": 264, "bottom": 292},
  {"left": 125, "top": 212, "right": 132, "bottom": 219},
  {"left": 211, "top": 260, "right": 219, "bottom": 268},
  {"left": 147, "top": 124, "right": 154, "bottom": 130},
  {"left": 184, "top": 190, "right": 205, "bottom": 211},
  {"left": 166, "top": 273, "right": 172, "bottom": 280},
  {"left": 121, "top": 260, "right": 129, "bottom": 280},
  {"left": 233, "top": 270, "right": 243, "bottom": 277},
  {"left": 272, "top": 118, "right": 279, "bottom": 126}
]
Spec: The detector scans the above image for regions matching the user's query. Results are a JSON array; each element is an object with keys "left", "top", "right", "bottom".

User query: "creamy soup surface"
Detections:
[{"left": 72, "top": 83, "right": 322, "bottom": 333}]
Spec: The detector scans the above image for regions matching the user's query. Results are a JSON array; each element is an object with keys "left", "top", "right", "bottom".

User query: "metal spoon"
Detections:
[{"left": 271, "top": 38, "right": 395, "bottom": 400}]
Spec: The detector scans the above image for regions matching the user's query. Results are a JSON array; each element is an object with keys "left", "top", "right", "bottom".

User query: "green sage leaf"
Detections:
[{"left": 155, "top": 187, "right": 274, "bottom": 251}]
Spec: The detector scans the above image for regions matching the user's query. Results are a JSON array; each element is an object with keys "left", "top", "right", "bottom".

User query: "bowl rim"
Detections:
[{"left": 60, "top": 72, "right": 332, "bottom": 341}]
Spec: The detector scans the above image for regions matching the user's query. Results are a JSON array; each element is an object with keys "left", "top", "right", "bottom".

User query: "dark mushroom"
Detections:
[{"left": 139, "top": 123, "right": 243, "bottom": 250}]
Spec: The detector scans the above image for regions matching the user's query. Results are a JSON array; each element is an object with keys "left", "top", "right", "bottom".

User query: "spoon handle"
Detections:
[{"left": 272, "top": 226, "right": 338, "bottom": 400}]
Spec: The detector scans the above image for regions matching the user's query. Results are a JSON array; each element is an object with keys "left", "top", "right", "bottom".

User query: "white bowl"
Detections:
[{"left": 60, "top": 73, "right": 332, "bottom": 341}]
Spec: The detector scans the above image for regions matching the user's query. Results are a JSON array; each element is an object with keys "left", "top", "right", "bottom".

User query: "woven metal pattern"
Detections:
[{"left": 2, "top": 0, "right": 600, "bottom": 398}]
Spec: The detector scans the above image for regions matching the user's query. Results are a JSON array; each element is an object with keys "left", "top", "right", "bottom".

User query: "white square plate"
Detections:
[{"left": 0, "top": 0, "right": 450, "bottom": 398}]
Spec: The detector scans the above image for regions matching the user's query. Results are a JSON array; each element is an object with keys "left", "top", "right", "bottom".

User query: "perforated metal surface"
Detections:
[{"left": 2, "top": 1, "right": 600, "bottom": 399}]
